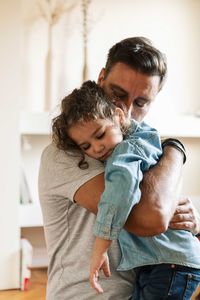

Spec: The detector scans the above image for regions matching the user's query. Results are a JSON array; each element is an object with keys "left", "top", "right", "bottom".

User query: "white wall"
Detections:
[
  {"left": 0, "top": 0, "right": 21, "bottom": 289},
  {"left": 88, "top": 0, "right": 200, "bottom": 117},
  {"left": 21, "top": 0, "right": 200, "bottom": 117},
  {"left": 182, "top": 138, "right": 200, "bottom": 196}
]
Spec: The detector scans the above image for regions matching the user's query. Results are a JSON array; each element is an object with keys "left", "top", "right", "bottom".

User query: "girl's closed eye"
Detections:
[
  {"left": 96, "top": 132, "right": 105, "bottom": 139},
  {"left": 81, "top": 144, "right": 90, "bottom": 151}
]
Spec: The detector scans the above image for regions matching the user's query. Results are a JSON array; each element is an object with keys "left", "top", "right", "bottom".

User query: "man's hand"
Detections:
[{"left": 169, "top": 197, "right": 200, "bottom": 235}]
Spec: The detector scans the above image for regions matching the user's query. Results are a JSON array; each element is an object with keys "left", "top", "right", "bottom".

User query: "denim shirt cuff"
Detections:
[{"left": 93, "top": 221, "right": 121, "bottom": 240}]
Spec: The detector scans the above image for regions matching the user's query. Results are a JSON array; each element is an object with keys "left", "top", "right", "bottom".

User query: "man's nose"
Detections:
[
  {"left": 124, "top": 98, "right": 133, "bottom": 115},
  {"left": 127, "top": 103, "right": 133, "bottom": 118}
]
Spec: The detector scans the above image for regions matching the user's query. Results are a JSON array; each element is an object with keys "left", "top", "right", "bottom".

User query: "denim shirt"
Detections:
[{"left": 93, "top": 119, "right": 200, "bottom": 270}]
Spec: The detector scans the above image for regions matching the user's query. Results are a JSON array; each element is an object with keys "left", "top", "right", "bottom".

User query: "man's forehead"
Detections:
[
  {"left": 110, "top": 69, "right": 159, "bottom": 92},
  {"left": 108, "top": 62, "right": 137, "bottom": 77}
]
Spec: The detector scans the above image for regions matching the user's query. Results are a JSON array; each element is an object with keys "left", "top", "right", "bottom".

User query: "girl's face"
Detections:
[{"left": 67, "top": 116, "right": 123, "bottom": 161}]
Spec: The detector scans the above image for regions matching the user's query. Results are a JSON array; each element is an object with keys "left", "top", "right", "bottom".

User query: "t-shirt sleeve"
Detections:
[{"left": 38, "top": 143, "right": 104, "bottom": 203}]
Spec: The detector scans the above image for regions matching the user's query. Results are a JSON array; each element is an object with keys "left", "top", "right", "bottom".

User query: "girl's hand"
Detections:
[{"left": 90, "top": 251, "right": 111, "bottom": 294}]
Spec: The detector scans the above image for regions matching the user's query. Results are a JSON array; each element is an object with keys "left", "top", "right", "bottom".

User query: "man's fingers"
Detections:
[
  {"left": 169, "top": 221, "right": 193, "bottom": 230},
  {"left": 175, "top": 198, "right": 194, "bottom": 215},
  {"left": 170, "top": 215, "right": 199, "bottom": 235},
  {"left": 171, "top": 196, "right": 200, "bottom": 235},
  {"left": 174, "top": 206, "right": 192, "bottom": 215},
  {"left": 171, "top": 213, "right": 193, "bottom": 222},
  {"left": 169, "top": 219, "right": 199, "bottom": 235},
  {"left": 178, "top": 196, "right": 190, "bottom": 206}
]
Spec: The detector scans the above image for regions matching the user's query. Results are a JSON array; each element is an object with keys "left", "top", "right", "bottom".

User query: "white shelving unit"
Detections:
[
  {"left": 146, "top": 114, "right": 200, "bottom": 138},
  {"left": 147, "top": 114, "right": 200, "bottom": 203},
  {"left": 20, "top": 111, "right": 52, "bottom": 268},
  {"left": 19, "top": 203, "right": 43, "bottom": 228},
  {"left": 20, "top": 111, "right": 52, "bottom": 135}
]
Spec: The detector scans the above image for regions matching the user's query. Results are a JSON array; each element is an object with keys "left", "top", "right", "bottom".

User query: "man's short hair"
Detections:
[{"left": 105, "top": 37, "right": 167, "bottom": 90}]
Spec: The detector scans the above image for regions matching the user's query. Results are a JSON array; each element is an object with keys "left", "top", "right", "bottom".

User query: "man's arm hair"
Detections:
[
  {"left": 74, "top": 147, "right": 183, "bottom": 236},
  {"left": 124, "top": 146, "right": 183, "bottom": 236}
]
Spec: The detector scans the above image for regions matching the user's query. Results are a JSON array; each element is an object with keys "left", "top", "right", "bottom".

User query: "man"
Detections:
[{"left": 39, "top": 37, "right": 199, "bottom": 300}]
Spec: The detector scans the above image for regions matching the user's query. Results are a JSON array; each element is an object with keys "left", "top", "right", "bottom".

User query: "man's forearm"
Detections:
[{"left": 125, "top": 146, "right": 183, "bottom": 236}]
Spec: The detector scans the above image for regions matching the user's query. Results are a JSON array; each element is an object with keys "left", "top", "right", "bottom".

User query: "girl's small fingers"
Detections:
[{"left": 90, "top": 271, "right": 103, "bottom": 294}]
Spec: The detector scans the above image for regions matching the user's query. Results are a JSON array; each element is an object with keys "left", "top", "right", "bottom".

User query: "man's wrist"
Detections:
[{"left": 161, "top": 138, "right": 186, "bottom": 164}]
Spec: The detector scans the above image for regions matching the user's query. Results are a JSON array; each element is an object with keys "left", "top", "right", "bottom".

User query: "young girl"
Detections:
[{"left": 52, "top": 80, "right": 200, "bottom": 300}]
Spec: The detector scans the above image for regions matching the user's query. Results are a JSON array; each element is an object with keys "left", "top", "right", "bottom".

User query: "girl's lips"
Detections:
[{"left": 100, "top": 150, "right": 112, "bottom": 161}]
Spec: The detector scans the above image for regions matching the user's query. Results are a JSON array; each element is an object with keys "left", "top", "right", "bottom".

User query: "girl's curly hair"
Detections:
[{"left": 52, "top": 80, "right": 124, "bottom": 169}]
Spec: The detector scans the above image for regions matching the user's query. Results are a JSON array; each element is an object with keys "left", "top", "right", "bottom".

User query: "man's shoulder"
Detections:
[
  {"left": 40, "top": 142, "right": 104, "bottom": 171},
  {"left": 39, "top": 143, "right": 105, "bottom": 207},
  {"left": 41, "top": 143, "right": 76, "bottom": 165},
  {"left": 39, "top": 143, "right": 79, "bottom": 187},
  {"left": 41, "top": 143, "right": 64, "bottom": 158}
]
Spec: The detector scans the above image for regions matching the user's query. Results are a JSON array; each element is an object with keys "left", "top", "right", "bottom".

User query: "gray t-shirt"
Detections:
[{"left": 38, "top": 143, "right": 135, "bottom": 300}]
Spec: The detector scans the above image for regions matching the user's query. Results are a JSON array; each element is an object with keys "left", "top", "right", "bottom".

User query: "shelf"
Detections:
[
  {"left": 20, "top": 111, "right": 52, "bottom": 135},
  {"left": 31, "top": 247, "right": 48, "bottom": 268},
  {"left": 146, "top": 115, "right": 200, "bottom": 138},
  {"left": 21, "top": 231, "right": 48, "bottom": 268},
  {"left": 19, "top": 203, "right": 43, "bottom": 227},
  {"left": 20, "top": 112, "right": 200, "bottom": 138}
]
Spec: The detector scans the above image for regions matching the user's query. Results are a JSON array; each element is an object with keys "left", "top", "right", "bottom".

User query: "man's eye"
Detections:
[
  {"left": 113, "top": 93, "right": 126, "bottom": 99},
  {"left": 111, "top": 89, "right": 126, "bottom": 99},
  {"left": 135, "top": 100, "right": 147, "bottom": 108}
]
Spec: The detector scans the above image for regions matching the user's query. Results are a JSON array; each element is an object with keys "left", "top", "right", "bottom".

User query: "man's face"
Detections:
[{"left": 98, "top": 62, "right": 160, "bottom": 122}]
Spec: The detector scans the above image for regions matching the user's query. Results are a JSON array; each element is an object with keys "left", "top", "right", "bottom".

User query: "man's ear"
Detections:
[{"left": 97, "top": 68, "right": 105, "bottom": 85}]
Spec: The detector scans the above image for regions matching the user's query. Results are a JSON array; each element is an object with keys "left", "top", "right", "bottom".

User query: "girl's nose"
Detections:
[{"left": 93, "top": 143, "right": 104, "bottom": 153}]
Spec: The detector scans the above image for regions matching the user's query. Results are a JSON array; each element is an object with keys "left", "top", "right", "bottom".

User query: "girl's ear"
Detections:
[
  {"left": 97, "top": 68, "right": 105, "bottom": 85},
  {"left": 115, "top": 107, "right": 126, "bottom": 125}
]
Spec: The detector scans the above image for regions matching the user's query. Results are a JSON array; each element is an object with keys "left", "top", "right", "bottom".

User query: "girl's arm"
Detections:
[{"left": 93, "top": 141, "right": 145, "bottom": 241}]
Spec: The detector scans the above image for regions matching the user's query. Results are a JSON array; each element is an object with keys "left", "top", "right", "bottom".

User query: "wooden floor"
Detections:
[{"left": 0, "top": 268, "right": 47, "bottom": 300}]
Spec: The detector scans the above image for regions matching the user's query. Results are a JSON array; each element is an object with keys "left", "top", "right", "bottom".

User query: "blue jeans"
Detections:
[{"left": 131, "top": 264, "right": 200, "bottom": 300}]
